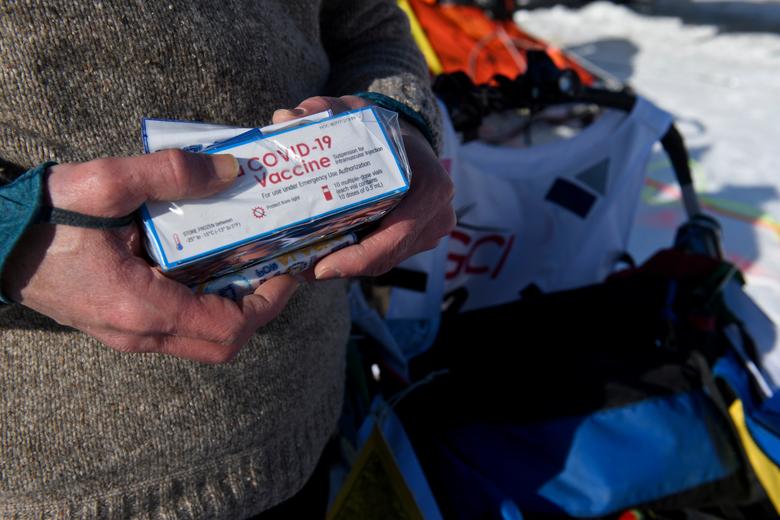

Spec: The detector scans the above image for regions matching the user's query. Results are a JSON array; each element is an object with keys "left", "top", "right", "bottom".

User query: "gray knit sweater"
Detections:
[{"left": 0, "top": 1, "right": 438, "bottom": 517}]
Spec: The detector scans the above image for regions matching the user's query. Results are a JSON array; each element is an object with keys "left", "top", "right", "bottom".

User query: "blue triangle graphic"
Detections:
[{"left": 575, "top": 158, "right": 610, "bottom": 196}]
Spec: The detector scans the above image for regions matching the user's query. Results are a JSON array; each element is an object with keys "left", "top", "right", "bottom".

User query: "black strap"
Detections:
[
  {"left": 37, "top": 206, "right": 135, "bottom": 229},
  {"left": 374, "top": 267, "right": 429, "bottom": 292},
  {"left": 434, "top": 56, "right": 701, "bottom": 218}
]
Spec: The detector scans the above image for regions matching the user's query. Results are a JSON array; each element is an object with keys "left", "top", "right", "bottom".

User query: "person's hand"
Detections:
[
  {"left": 2, "top": 151, "right": 299, "bottom": 363},
  {"left": 273, "top": 95, "right": 456, "bottom": 279}
]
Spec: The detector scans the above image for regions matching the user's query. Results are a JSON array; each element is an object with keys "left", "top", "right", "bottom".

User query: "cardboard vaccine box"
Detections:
[{"left": 140, "top": 106, "right": 410, "bottom": 284}]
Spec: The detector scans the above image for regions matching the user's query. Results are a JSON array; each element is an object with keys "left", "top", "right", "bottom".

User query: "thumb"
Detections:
[
  {"left": 240, "top": 274, "right": 300, "bottom": 328},
  {"left": 48, "top": 150, "right": 240, "bottom": 217},
  {"left": 272, "top": 107, "right": 306, "bottom": 125}
]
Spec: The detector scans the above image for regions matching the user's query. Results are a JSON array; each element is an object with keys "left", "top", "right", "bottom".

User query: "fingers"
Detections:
[
  {"left": 294, "top": 96, "right": 350, "bottom": 116},
  {"left": 90, "top": 269, "right": 299, "bottom": 364},
  {"left": 125, "top": 262, "right": 298, "bottom": 343},
  {"left": 273, "top": 94, "right": 455, "bottom": 280},
  {"left": 314, "top": 224, "right": 413, "bottom": 279},
  {"left": 314, "top": 133, "right": 455, "bottom": 279},
  {"left": 271, "top": 93, "right": 453, "bottom": 280},
  {"left": 314, "top": 201, "right": 454, "bottom": 279},
  {"left": 92, "top": 329, "right": 244, "bottom": 365},
  {"left": 47, "top": 150, "right": 239, "bottom": 217},
  {"left": 26, "top": 131, "right": 304, "bottom": 365},
  {"left": 239, "top": 275, "right": 300, "bottom": 328},
  {"left": 162, "top": 275, "right": 297, "bottom": 363},
  {"left": 155, "top": 274, "right": 298, "bottom": 344},
  {"left": 272, "top": 95, "right": 369, "bottom": 124},
  {"left": 272, "top": 107, "right": 307, "bottom": 124}
]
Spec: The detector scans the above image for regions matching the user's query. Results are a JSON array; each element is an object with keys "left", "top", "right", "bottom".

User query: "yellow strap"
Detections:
[
  {"left": 397, "top": 0, "right": 443, "bottom": 74},
  {"left": 729, "top": 399, "right": 780, "bottom": 513}
]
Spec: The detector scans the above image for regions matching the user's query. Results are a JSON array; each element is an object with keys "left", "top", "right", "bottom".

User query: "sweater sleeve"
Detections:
[
  {"left": 319, "top": 0, "right": 442, "bottom": 152},
  {"left": 0, "top": 162, "right": 52, "bottom": 304}
]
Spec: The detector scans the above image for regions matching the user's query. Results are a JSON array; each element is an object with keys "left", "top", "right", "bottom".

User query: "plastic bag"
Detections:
[{"left": 139, "top": 106, "right": 411, "bottom": 285}]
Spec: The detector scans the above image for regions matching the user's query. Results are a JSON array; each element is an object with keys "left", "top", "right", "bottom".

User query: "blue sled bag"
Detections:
[{"left": 396, "top": 243, "right": 777, "bottom": 519}]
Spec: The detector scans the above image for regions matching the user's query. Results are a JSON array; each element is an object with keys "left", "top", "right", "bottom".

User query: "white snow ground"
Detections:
[{"left": 515, "top": 1, "right": 780, "bottom": 320}]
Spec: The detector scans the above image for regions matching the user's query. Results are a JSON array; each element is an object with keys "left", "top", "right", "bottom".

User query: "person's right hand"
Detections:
[{"left": 1, "top": 151, "right": 299, "bottom": 364}]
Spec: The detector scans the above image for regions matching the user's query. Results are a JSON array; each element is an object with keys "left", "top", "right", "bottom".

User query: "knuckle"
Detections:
[
  {"left": 211, "top": 346, "right": 240, "bottom": 364},
  {"left": 356, "top": 248, "right": 390, "bottom": 277},
  {"left": 341, "top": 243, "right": 372, "bottom": 275},
  {"left": 362, "top": 225, "right": 416, "bottom": 276},
  {"left": 109, "top": 340, "right": 135, "bottom": 354},
  {"left": 106, "top": 334, "right": 146, "bottom": 354},
  {"left": 120, "top": 312, "right": 155, "bottom": 336},
  {"left": 87, "top": 157, "right": 120, "bottom": 177},
  {"left": 109, "top": 301, "right": 158, "bottom": 335},
  {"left": 188, "top": 299, "right": 245, "bottom": 345},
  {"left": 215, "top": 320, "right": 244, "bottom": 346},
  {"left": 243, "top": 293, "right": 286, "bottom": 328},
  {"left": 159, "top": 148, "right": 195, "bottom": 193},
  {"left": 299, "top": 96, "right": 328, "bottom": 111},
  {"left": 394, "top": 222, "right": 418, "bottom": 251},
  {"left": 159, "top": 147, "right": 189, "bottom": 170},
  {"left": 87, "top": 159, "right": 125, "bottom": 207},
  {"left": 250, "top": 298, "right": 276, "bottom": 322},
  {"left": 367, "top": 255, "right": 398, "bottom": 277}
]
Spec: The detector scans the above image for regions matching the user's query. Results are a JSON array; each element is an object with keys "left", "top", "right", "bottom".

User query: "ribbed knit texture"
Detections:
[
  {"left": 0, "top": 1, "right": 439, "bottom": 517},
  {"left": 0, "top": 284, "right": 349, "bottom": 518}
]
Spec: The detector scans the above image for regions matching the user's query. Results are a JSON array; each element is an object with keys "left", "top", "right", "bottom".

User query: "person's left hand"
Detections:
[{"left": 273, "top": 95, "right": 455, "bottom": 280}]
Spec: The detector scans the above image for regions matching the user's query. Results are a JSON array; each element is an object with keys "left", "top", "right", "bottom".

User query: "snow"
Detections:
[{"left": 515, "top": 1, "right": 780, "bottom": 319}]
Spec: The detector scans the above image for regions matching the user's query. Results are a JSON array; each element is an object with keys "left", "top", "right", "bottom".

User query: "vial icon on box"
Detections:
[
  {"left": 321, "top": 185, "right": 333, "bottom": 201},
  {"left": 173, "top": 233, "right": 183, "bottom": 251}
]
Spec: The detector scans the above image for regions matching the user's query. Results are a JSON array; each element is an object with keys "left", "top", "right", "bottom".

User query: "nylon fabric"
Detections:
[
  {"left": 0, "top": 162, "right": 54, "bottom": 303},
  {"left": 729, "top": 399, "right": 780, "bottom": 514},
  {"left": 387, "top": 96, "right": 673, "bottom": 336},
  {"left": 401, "top": 0, "right": 594, "bottom": 85}
]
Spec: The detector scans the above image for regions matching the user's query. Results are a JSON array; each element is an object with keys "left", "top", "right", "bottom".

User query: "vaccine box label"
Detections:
[{"left": 141, "top": 106, "right": 409, "bottom": 271}]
